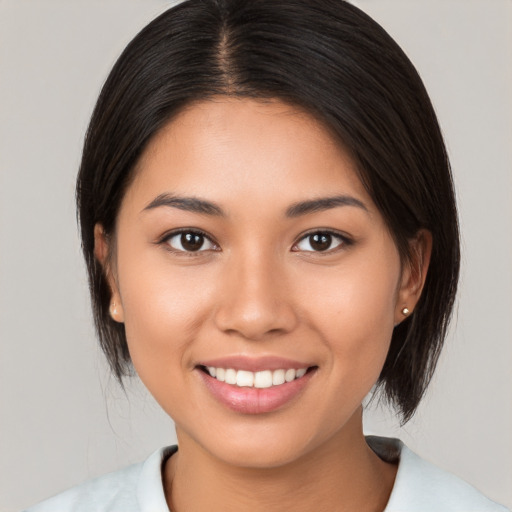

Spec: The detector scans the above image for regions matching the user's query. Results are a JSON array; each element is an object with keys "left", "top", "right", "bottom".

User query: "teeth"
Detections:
[
  {"left": 254, "top": 370, "right": 273, "bottom": 388},
  {"left": 285, "top": 369, "right": 296, "bottom": 382},
  {"left": 272, "top": 369, "right": 285, "bottom": 386},
  {"left": 296, "top": 368, "right": 307, "bottom": 378},
  {"left": 236, "top": 370, "right": 254, "bottom": 387},
  {"left": 205, "top": 366, "right": 309, "bottom": 388},
  {"left": 225, "top": 368, "right": 237, "bottom": 385}
]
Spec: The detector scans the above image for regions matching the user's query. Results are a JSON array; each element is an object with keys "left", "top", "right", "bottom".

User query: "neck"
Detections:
[{"left": 163, "top": 410, "right": 397, "bottom": 512}]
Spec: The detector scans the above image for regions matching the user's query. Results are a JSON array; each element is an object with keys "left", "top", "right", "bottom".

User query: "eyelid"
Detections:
[
  {"left": 158, "top": 228, "right": 220, "bottom": 254},
  {"left": 156, "top": 227, "right": 352, "bottom": 254},
  {"left": 291, "top": 229, "right": 353, "bottom": 253}
]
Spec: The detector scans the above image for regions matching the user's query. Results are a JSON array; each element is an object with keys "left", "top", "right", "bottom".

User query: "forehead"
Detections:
[{"left": 125, "top": 97, "right": 372, "bottom": 214}]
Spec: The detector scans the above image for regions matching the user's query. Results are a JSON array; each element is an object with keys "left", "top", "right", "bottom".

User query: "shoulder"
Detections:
[
  {"left": 23, "top": 462, "right": 143, "bottom": 512},
  {"left": 24, "top": 446, "right": 176, "bottom": 512},
  {"left": 367, "top": 436, "right": 509, "bottom": 512}
]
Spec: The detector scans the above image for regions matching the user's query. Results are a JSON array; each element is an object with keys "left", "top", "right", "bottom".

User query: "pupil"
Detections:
[
  {"left": 310, "top": 233, "right": 331, "bottom": 251},
  {"left": 181, "top": 232, "right": 203, "bottom": 251}
]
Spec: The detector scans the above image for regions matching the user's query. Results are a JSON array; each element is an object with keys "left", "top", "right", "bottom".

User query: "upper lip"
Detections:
[{"left": 197, "top": 355, "right": 314, "bottom": 372}]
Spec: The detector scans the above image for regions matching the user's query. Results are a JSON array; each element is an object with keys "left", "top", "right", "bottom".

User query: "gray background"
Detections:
[{"left": 1, "top": 1, "right": 511, "bottom": 511}]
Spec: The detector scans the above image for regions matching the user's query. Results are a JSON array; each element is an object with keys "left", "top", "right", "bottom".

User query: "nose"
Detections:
[{"left": 213, "top": 252, "right": 299, "bottom": 341}]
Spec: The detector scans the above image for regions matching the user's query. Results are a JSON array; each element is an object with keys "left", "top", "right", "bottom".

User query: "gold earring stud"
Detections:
[{"left": 401, "top": 307, "right": 410, "bottom": 316}]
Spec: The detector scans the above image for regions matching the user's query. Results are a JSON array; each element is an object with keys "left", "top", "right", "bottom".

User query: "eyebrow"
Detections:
[
  {"left": 143, "top": 193, "right": 225, "bottom": 216},
  {"left": 285, "top": 195, "right": 368, "bottom": 217},
  {"left": 142, "top": 193, "right": 368, "bottom": 217}
]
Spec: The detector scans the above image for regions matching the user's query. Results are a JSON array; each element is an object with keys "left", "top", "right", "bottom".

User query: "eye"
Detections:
[
  {"left": 164, "top": 230, "right": 217, "bottom": 253},
  {"left": 293, "top": 231, "right": 348, "bottom": 252}
]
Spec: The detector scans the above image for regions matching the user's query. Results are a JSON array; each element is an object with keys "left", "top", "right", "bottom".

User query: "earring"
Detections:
[
  {"left": 401, "top": 307, "right": 410, "bottom": 316},
  {"left": 110, "top": 301, "right": 118, "bottom": 317}
]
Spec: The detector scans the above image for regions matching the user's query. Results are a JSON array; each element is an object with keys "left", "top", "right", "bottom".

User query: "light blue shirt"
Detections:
[{"left": 25, "top": 437, "right": 509, "bottom": 512}]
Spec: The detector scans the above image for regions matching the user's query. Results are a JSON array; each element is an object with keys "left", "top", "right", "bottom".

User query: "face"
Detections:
[{"left": 97, "top": 98, "right": 425, "bottom": 468}]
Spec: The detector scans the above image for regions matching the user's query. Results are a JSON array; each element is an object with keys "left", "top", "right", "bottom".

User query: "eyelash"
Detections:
[
  {"left": 158, "top": 229, "right": 353, "bottom": 256},
  {"left": 292, "top": 229, "right": 353, "bottom": 254},
  {"left": 158, "top": 229, "right": 219, "bottom": 256}
]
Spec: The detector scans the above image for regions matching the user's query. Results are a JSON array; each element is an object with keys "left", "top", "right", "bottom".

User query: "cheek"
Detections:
[
  {"left": 298, "top": 246, "right": 400, "bottom": 386},
  {"left": 115, "top": 243, "right": 217, "bottom": 384}
]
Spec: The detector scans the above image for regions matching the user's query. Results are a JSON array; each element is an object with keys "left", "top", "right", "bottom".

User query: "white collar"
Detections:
[
  {"left": 137, "top": 445, "right": 176, "bottom": 512},
  {"left": 136, "top": 438, "right": 506, "bottom": 512}
]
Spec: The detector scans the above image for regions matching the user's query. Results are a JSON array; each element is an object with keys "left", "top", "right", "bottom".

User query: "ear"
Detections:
[
  {"left": 394, "top": 229, "right": 432, "bottom": 325},
  {"left": 94, "top": 224, "right": 124, "bottom": 323}
]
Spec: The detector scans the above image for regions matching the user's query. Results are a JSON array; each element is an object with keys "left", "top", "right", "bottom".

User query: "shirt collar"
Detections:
[{"left": 137, "top": 445, "right": 176, "bottom": 512}]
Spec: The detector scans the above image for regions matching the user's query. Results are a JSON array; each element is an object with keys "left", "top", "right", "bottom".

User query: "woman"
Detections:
[{"left": 25, "top": 0, "right": 509, "bottom": 510}]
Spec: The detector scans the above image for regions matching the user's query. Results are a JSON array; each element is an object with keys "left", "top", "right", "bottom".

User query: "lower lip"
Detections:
[{"left": 197, "top": 369, "right": 315, "bottom": 414}]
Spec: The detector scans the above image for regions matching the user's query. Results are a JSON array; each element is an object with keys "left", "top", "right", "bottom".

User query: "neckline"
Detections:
[{"left": 141, "top": 437, "right": 404, "bottom": 512}]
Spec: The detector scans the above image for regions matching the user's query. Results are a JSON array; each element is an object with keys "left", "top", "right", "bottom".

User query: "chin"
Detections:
[
  {"left": 210, "top": 435, "right": 311, "bottom": 469},
  {"left": 186, "top": 413, "right": 346, "bottom": 471}
]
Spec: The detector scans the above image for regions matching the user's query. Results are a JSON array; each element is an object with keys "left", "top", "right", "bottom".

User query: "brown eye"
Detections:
[
  {"left": 166, "top": 231, "right": 216, "bottom": 252},
  {"left": 181, "top": 232, "right": 204, "bottom": 251},
  {"left": 309, "top": 233, "right": 332, "bottom": 251},
  {"left": 294, "top": 231, "right": 345, "bottom": 252}
]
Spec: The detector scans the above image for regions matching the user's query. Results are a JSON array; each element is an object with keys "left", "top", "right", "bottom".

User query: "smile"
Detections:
[
  {"left": 204, "top": 366, "right": 308, "bottom": 388},
  {"left": 196, "top": 357, "right": 317, "bottom": 414}
]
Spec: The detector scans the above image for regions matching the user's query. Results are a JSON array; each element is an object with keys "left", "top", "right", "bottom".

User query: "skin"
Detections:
[{"left": 95, "top": 98, "right": 431, "bottom": 512}]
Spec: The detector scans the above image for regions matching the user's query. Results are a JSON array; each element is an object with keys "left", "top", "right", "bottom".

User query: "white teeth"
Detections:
[
  {"left": 216, "top": 367, "right": 226, "bottom": 382},
  {"left": 254, "top": 370, "right": 273, "bottom": 388},
  {"left": 272, "top": 369, "right": 286, "bottom": 386},
  {"left": 225, "top": 368, "right": 237, "bottom": 385},
  {"left": 205, "top": 366, "right": 309, "bottom": 388},
  {"left": 236, "top": 370, "right": 254, "bottom": 387},
  {"left": 285, "top": 369, "right": 296, "bottom": 382},
  {"left": 296, "top": 368, "right": 307, "bottom": 378}
]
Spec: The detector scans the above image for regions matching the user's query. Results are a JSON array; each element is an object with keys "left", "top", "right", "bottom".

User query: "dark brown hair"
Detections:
[{"left": 77, "top": 0, "right": 460, "bottom": 423}]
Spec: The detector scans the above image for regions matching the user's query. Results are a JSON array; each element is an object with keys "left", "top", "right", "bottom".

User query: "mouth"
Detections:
[
  {"left": 196, "top": 363, "right": 318, "bottom": 414},
  {"left": 198, "top": 365, "right": 313, "bottom": 388}
]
